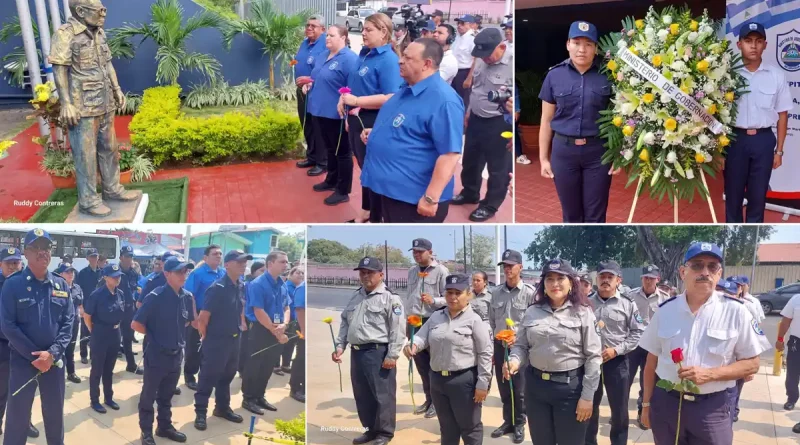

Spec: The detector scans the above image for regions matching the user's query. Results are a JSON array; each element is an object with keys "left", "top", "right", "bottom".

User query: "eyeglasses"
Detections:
[
  {"left": 79, "top": 5, "right": 107, "bottom": 14},
  {"left": 305, "top": 24, "right": 321, "bottom": 29},
  {"left": 686, "top": 262, "right": 722, "bottom": 273}
]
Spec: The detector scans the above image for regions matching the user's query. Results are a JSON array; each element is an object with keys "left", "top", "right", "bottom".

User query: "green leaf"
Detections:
[
  {"left": 684, "top": 380, "right": 701, "bottom": 394},
  {"left": 636, "top": 130, "right": 646, "bottom": 151},
  {"left": 656, "top": 379, "right": 675, "bottom": 391}
]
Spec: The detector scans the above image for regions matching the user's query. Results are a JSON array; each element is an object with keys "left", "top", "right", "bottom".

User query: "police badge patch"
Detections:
[
  {"left": 359, "top": 66, "right": 369, "bottom": 76},
  {"left": 393, "top": 114, "right": 406, "bottom": 127},
  {"left": 392, "top": 304, "right": 402, "bottom": 315},
  {"left": 329, "top": 61, "right": 339, "bottom": 70},
  {"left": 33, "top": 229, "right": 44, "bottom": 237},
  {"left": 579, "top": 22, "right": 589, "bottom": 31},
  {"left": 752, "top": 319, "right": 765, "bottom": 335},
  {"left": 635, "top": 312, "right": 644, "bottom": 323}
]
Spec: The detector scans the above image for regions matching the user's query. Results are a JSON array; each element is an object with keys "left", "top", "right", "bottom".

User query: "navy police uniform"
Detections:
[
  {"left": 138, "top": 251, "right": 175, "bottom": 359},
  {"left": 540, "top": 21, "right": 613, "bottom": 223},
  {"left": 118, "top": 246, "right": 141, "bottom": 373},
  {"left": 0, "top": 247, "right": 21, "bottom": 435},
  {"left": 76, "top": 248, "right": 100, "bottom": 362},
  {"left": 0, "top": 229, "right": 75, "bottom": 445},
  {"left": 183, "top": 260, "right": 225, "bottom": 388},
  {"left": 779, "top": 293, "right": 800, "bottom": 418},
  {"left": 85, "top": 264, "right": 125, "bottom": 411},
  {"left": 54, "top": 263, "right": 83, "bottom": 381}
]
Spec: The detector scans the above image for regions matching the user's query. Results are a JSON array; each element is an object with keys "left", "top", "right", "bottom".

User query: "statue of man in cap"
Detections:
[{"left": 49, "top": 0, "right": 137, "bottom": 217}]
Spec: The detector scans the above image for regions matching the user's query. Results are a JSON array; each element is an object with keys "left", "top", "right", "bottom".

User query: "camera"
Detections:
[
  {"left": 400, "top": 4, "right": 430, "bottom": 41},
  {"left": 488, "top": 88, "right": 512, "bottom": 104}
]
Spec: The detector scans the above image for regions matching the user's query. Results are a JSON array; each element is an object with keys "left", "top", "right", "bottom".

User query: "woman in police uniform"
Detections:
[
  {"left": 538, "top": 21, "right": 618, "bottom": 223},
  {"left": 83, "top": 263, "right": 125, "bottom": 414},
  {"left": 504, "top": 259, "right": 602, "bottom": 445},
  {"left": 404, "top": 274, "right": 492, "bottom": 445},
  {"left": 470, "top": 271, "right": 492, "bottom": 323},
  {"left": 55, "top": 262, "right": 83, "bottom": 384}
]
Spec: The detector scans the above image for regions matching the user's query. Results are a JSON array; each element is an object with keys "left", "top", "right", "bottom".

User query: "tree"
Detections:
[
  {"left": 634, "top": 226, "right": 724, "bottom": 284},
  {"left": 719, "top": 225, "right": 775, "bottom": 266},
  {"left": 307, "top": 239, "right": 350, "bottom": 263},
  {"left": 456, "top": 234, "right": 496, "bottom": 269},
  {"left": 523, "top": 226, "right": 639, "bottom": 270},
  {"left": 348, "top": 243, "right": 412, "bottom": 266},
  {"left": 276, "top": 234, "right": 303, "bottom": 262},
  {"left": 219, "top": 0, "right": 312, "bottom": 88},
  {"left": 108, "top": 0, "right": 222, "bottom": 85}
]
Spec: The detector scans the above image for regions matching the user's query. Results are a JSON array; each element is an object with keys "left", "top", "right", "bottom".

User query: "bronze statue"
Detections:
[{"left": 49, "top": 0, "right": 137, "bottom": 217}]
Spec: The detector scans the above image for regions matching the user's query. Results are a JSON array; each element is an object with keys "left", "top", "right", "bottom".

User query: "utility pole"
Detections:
[
  {"left": 469, "top": 226, "right": 473, "bottom": 272},
  {"left": 750, "top": 225, "right": 760, "bottom": 285},
  {"left": 384, "top": 240, "right": 389, "bottom": 283},
  {"left": 462, "top": 226, "right": 467, "bottom": 274}
]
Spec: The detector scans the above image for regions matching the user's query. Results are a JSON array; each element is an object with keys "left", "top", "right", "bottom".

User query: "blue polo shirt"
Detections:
[
  {"left": 139, "top": 272, "right": 165, "bottom": 303},
  {"left": 539, "top": 58, "right": 611, "bottom": 137},
  {"left": 286, "top": 281, "right": 306, "bottom": 321},
  {"left": 134, "top": 284, "right": 194, "bottom": 351},
  {"left": 295, "top": 34, "right": 328, "bottom": 78},
  {"left": 361, "top": 73, "right": 465, "bottom": 205},
  {"left": 348, "top": 44, "right": 403, "bottom": 97},
  {"left": 245, "top": 273, "right": 289, "bottom": 324},
  {"left": 308, "top": 48, "right": 359, "bottom": 120},
  {"left": 184, "top": 263, "right": 225, "bottom": 311}
]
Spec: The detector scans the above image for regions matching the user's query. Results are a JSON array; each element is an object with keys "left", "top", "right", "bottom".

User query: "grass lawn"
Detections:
[
  {"left": 181, "top": 98, "right": 297, "bottom": 119},
  {"left": 28, "top": 177, "right": 189, "bottom": 223}
]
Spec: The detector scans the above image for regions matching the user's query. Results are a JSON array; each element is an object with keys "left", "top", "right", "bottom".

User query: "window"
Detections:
[
  {"left": 270, "top": 235, "right": 279, "bottom": 249},
  {"left": 780, "top": 284, "right": 800, "bottom": 294},
  {"left": 359, "top": 9, "right": 374, "bottom": 17}
]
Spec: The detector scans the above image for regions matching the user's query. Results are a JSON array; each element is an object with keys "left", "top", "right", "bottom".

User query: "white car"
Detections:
[{"left": 344, "top": 8, "right": 376, "bottom": 31}]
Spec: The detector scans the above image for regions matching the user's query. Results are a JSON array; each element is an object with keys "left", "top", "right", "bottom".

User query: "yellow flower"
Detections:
[
  {"left": 696, "top": 60, "right": 709, "bottom": 72},
  {"left": 35, "top": 92, "right": 49, "bottom": 103},
  {"left": 629, "top": 46, "right": 638, "bottom": 56},
  {"left": 622, "top": 125, "right": 635, "bottom": 137},
  {"left": 642, "top": 93, "right": 655, "bottom": 104},
  {"left": 612, "top": 116, "right": 623, "bottom": 127},
  {"left": 0, "top": 140, "right": 16, "bottom": 154},
  {"left": 707, "top": 104, "right": 717, "bottom": 115},
  {"left": 607, "top": 60, "right": 618, "bottom": 71},
  {"left": 501, "top": 131, "right": 513, "bottom": 139},
  {"left": 651, "top": 55, "right": 662, "bottom": 67},
  {"left": 718, "top": 135, "right": 730, "bottom": 147},
  {"left": 690, "top": 20, "right": 699, "bottom": 31},
  {"left": 695, "top": 152, "right": 705, "bottom": 163},
  {"left": 680, "top": 85, "right": 690, "bottom": 94},
  {"left": 664, "top": 118, "right": 677, "bottom": 132},
  {"left": 670, "top": 24, "right": 680, "bottom": 35},
  {"left": 725, "top": 92, "right": 735, "bottom": 102},
  {"left": 505, "top": 318, "right": 515, "bottom": 328},
  {"left": 322, "top": 317, "right": 333, "bottom": 324},
  {"left": 34, "top": 83, "right": 49, "bottom": 95},
  {"left": 635, "top": 19, "right": 644, "bottom": 30},
  {"left": 639, "top": 148, "right": 650, "bottom": 162}
]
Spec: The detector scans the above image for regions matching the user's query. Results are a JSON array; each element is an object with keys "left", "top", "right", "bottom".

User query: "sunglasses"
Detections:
[{"left": 686, "top": 262, "right": 721, "bottom": 274}]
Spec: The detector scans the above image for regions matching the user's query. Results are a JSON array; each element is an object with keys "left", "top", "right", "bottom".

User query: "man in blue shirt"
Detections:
[
  {"left": 77, "top": 248, "right": 101, "bottom": 364},
  {"left": 360, "top": 38, "right": 465, "bottom": 223},
  {"left": 183, "top": 244, "right": 225, "bottom": 391},
  {"left": 241, "top": 251, "right": 290, "bottom": 415},
  {"left": 294, "top": 15, "right": 329, "bottom": 174}
]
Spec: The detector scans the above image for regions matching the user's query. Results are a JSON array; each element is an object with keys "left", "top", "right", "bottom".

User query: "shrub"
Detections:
[
  {"left": 184, "top": 80, "right": 273, "bottom": 109},
  {"left": 130, "top": 85, "right": 301, "bottom": 166}
]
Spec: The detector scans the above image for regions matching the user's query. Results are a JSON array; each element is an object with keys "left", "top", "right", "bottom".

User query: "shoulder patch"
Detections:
[
  {"left": 723, "top": 295, "right": 745, "bottom": 304},
  {"left": 752, "top": 319, "right": 765, "bottom": 336},
  {"left": 634, "top": 311, "right": 644, "bottom": 324},
  {"left": 658, "top": 296, "right": 677, "bottom": 308},
  {"left": 392, "top": 303, "right": 402, "bottom": 316}
]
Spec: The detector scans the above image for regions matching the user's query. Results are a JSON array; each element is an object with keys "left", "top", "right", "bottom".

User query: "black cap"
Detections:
[
  {"left": 541, "top": 258, "right": 576, "bottom": 277},
  {"left": 578, "top": 272, "right": 592, "bottom": 284},
  {"left": 444, "top": 274, "right": 469, "bottom": 291},
  {"left": 498, "top": 249, "right": 522, "bottom": 266},
  {"left": 432, "top": 9, "right": 443, "bottom": 17},
  {"left": 658, "top": 279, "right": 671, "bottom": 287},
  {"left": 641, "top": 264, "right": 660, "bottom": 278},
  {"left": 409, "top": 238, "right": 433, "bottom": 251},
  {"left": 596, "top": 260, "right": 622, "bottom": 277},
  {"left": 102, "top": 263, "right": 123, "bottom": 278},
  {"left": 354, "top": 256, "right": 383, "bottom": 272},
  {"left": 161, "top": 251, "right": 180, "bottom": 262},
  {"left": 224, "top": 249, "right": 253, "bottom": 263},
  {"left": 86, "top": 248, "right": 99, "bottom": 257},
  {"left": 471, "top": 28, "right": 503, "bottom": 58}
]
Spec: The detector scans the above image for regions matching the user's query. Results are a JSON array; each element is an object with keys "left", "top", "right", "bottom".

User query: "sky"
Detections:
[{"left": 0, "top": 224, "right": 306, "bottom": 236}]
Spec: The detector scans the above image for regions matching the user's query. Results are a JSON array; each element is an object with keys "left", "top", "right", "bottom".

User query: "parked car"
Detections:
[
  {"left": 756, "top": 282, "right": 800, "bottom": 314},
  {"left": 343, "top": 8, "right": 376, "bottom": 31},
  {"left": 379, "top": 7, "right": 398, "bottom": 18}
]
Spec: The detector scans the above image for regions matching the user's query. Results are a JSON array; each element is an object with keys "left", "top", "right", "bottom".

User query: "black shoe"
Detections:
[
  {"left": 105, "top": 399, "right": 120, "bottom": 410},
  {"left": 290, "top": 391, "right": 305, "bottom": 403},
  {"left": 27, "top": 423, "right": 38, "bottom": 438},
  {"left": 313, "top": 182, "right": 335, "bottom": 192},
  {"left": 186, "top": 381, "right": 198, "bottom": 391},
  {"left": 637, "top": 411, "right": 649, "bottom": 430},
  {"left": 156, "top": 426, "right": 187, "bottom": 443},
  {"left": 194, "top": 414, "right": 207, "bottom": 431},
  {"left": 469, "top": 207, "right": 496, "bottom": 222},
  {"left": 242, "top": 399, "right": 264, "bottom": 415},
  {"left": 117, "top": 352, "right": 123, "bottom": 359},
  {"left": 133, "top": 351, "right": 139, "bottom": 356},
  {"left": 67, "top": 373, "right": 81, "bottom": 384},
  {"left": 307, "top": 166, "right": 326, "bottom": 176},
  {"left": 174, "top": 387, "right": 181, "bottom": 395},
  {"left": 733, "top": 414, "right": 739, "bottom": 423},
  {"left": 127, "top": 366, "right": 144, "bottom": 375},
  {"left": 324, "top": 192, "right": 350, "bottom": 206},
  {"left": 513, "top": 424, "right": 525, "bottom": 444},
  {"left": 352, "top": 433, "right": 375, "bottom": 445},
  {"left": 92, "top": 402, "right": 107, "bottom": 414},
  {"left": 491, "top": 423, "right": 514, "bottom": 438},
  {"left": 213, "top": 408, "right": 244, "bottom": 423},
  {"left": 296, "top": 159, "right": 314, "bottom": 168},
  {"left": 413, "top": 401, "right": 430, "bottom": 415},
  {"left": 786, "top": 402, "right": 796, "bottom": 410},
  {"left": 451, "top": 194, "right": 479, "bottom": 206},
  {"left": 273, "top": 368, "right": 285, "bottom": 376},
  {"left": 373, "top": 437, "right": 390, "bottom": 445},
  {"left": 256, "top": 398, "right": 277, "bottom": 412},
  {"left": 133, "top": 337, "right": 139, "bottom": 343},
  {"left": 141, "top": 432, "right": 156, "bottom": 445},
  {"left": 81, "top": 357, "right": 88, "bottom": 365},
  {"left": 793, "top": 422, "right": 800, "bottom": 434},
  {"left": 424, "top": 404, "right": 436, "bottom": 419},
  {"left": 281, "top": 366, "right": 292, "bottom": 373}
]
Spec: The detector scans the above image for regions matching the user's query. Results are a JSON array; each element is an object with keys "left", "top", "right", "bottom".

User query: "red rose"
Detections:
[{"left": 670, "top": 348, "right": 684, "bottom": 364}]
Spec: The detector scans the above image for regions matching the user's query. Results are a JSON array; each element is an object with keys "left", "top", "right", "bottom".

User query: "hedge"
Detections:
[{"left": 129, "top": 86, "right": 302, "bottom": 166}]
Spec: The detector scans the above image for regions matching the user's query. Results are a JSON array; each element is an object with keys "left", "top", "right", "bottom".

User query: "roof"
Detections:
[
  {"left": 517, "top": 0, "right": 623, "bottom": 9},
  {"left": 758, "top": 244, "right": 800, "bottom": 263},
  {"left": 190, "top": 231, "right": 253, "bottom": 246}
]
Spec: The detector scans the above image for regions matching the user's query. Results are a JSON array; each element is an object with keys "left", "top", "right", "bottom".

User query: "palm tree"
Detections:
[
  {"left": 219, "top": 0, "right": 312, "bottom": 89},
  {"left": 108, "top": 0, "right": 222, "bottom": 85}
]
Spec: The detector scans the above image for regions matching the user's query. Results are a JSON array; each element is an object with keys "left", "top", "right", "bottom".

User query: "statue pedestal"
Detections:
[{"left": 65, "top": 191, "right": 149, "bottom": 223}]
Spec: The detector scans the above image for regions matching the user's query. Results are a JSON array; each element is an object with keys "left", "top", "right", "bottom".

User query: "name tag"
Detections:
[
  {"left": 52, "top": 291, "right": 68, "bottom": 298},
  {"left": 273, "top": 314, "right": 281, "bottom": 324}
]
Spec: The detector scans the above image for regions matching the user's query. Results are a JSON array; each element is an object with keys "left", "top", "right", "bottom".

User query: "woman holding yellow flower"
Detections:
[{"left": 404, "top": 274, "right": 492, "bottom": 445}]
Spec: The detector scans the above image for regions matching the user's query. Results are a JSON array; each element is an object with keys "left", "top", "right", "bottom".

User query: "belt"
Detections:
[
  {"left": 159, "top": 347, "right": 181, "bottom": 356},
  {"left": 95, "top": 321, "right": 120, "bottom": 329},
  {"left": 554, "top": 133, "right": 600, "bottom": 146},
  {"left": 434, "top": 366, "right": 476, "bottom": 377},
  {"left": 351, "top": 343, "right": 387, "bottom": 351},
  {"left": 733, "top": 127, "right": 772, "bottom": 136},
  {"left": 655, "top": 375, "right": 723, "bottom": 401},
  {"left": 532, "top": 367, "right": 583, "bottom": 384}
]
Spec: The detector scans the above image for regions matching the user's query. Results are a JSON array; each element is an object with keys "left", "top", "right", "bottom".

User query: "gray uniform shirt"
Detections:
[
  {"left": 509, "top": 301, "right": 602, "bottom": 401},
  {"left": 489, "top": 281, "right": 535, "bottom": 337},
  {"left": 405, "top": 262, "right": 449, "bottom": 318},
  {"left": 413, "top": 306, "right": 493, "bottom": 390},
  {"left": 336, "top": 282, "right": 405, "bottom": 360},
  {"left": 588, "top": 291, "right": 645, "bottom": 356},
  {"left": 629, "top": 287, "right": 670, "bottom": 326},
  {"left": 470, "top": 287, "right": 492, "bottom": 323},
  {"left": 468, "top": 48, "right": 513, "bottom": 118}
]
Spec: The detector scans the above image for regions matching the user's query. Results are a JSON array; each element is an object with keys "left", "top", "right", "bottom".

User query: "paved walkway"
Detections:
[{"left": 307, "top": 307, "right": 800, "bottom": 445}]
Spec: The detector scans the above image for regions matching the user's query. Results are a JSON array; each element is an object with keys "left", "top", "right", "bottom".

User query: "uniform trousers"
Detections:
[
  {"left": 79, "top": 318, "right": 91, "bottom": 359},
  {"left": 348, "top": 110, "right": 381, "bottom": 222},
  {"left": 139, "top": 345, "right": 182, "bottom": 433},
  {"left": 785, "top": 335, "right": 800, "bottom": 405},
  {"left": 650, "top": 385, "right": 732, "bottom": 445},
  {"left": 65, "top": 319, "right": 80, "bottom": 375},
  {"left": 289, "top": 338, "right": 305, "bottom": 394},
  {"left": 242, "top": 322, "right": 282, "bottom": 401},
  {"left": 460, "top": 113, "right": 512, "bottom": 213},
  {"left": 194, "top": 334, "right": 240, "bottom": 414},
  {"left": 89, "top": 324, "right": 120, "bottom": 404},
  {"left": 525, "top": 366, "right": 586, "bottom": 445},
  {"left": 429, "top": 368, "right": 482, "bottom": 445},
  {"left": 69, "top": 111, "right": 127, "bottom": 212},
  {"left": 379, "top": 195, "right": 450, "bottom": 223},
  {"left": 407, "top": 322, "right": 432, "bottom": 405},
  {"left": 4, "top": 351, "right": 65, "bottom": 445},
  {"left": 550, "top": 135, "right": 612, "bottom": 223},
  {"left": 184, "top": 325, "right": 202, "bottom": 383},
  {"left": 350, "top": 343, "right": 396, "bottom": 440},
  {"left": 120, "top": 310, "right": 136, "bottom": 369},
  {"left": 0, "top": 341, "right": 9, "bottom": 427},
  {"left": 314, "top": 115, "right": 352, "bottom": 195},
  {"left": 586, "top": 355, "right": 629, "bottom": 445},
  {"left": 726, "top": 379, "right": 745, "bottom": 419},
  {"left": 626, "top": 346, "right": 648, "bottom": 411},
  {"left": 494, "top": 340, "right": 525, "bottom": 425},
  {"left": 297, "top": 87, "right": 320, "bottom": 166},
  {"left": 238, "top": 329, "right": 249, "bottom": 375},
  {"left": 725, "top": 128, "right": 776, "bottom": 223},
  {"left": 452, "top": 68, "right": 472, "bottom": 111}
]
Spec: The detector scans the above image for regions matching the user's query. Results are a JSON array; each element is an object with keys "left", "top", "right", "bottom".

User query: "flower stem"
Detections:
[
  {"left": 505, "top": 345, "right": 514, "bottom": 426},
  {"left": 13, "top": 372, "right": 41, "bottom": 397},
  {"left": 675, "top": 392, "right": 683, "bottom": 445},
  {"left": 335, "top": 107, "right": 346, "bottom": 155},
  {"left": 409, "top": 326, "right": 416, "bottom": 407},
  {"left": 329, "top": 325, "right": 343, "bottom": 392}
]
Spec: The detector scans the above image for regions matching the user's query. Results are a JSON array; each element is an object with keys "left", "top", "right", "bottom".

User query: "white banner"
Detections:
[{"left": 617, "top": 48, "right": 726, "bottom": 134}]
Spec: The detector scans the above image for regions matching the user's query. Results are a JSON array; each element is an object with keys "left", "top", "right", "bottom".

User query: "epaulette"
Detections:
[
  {"left": 6, "top": 270, "right": 21, "bottom": 279},
  {"left": 723, "top": 295, "right": 744, "bottom": 304},
  {"left": 658, "top": 296, "right": 677, "bottom": 307},
  {"left": 549, "top": 58, "right": 570, "bottom": 71},
  {"left": 620, "top": 291, "right": 635, "bottom": 302},
  {"left": 52, "top": 272, "right": 63, "bottom": 279}
]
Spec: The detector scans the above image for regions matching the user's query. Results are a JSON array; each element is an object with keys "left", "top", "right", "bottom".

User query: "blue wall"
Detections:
[
  {"left": 0, "top": 0, "right": 282, "bottom": 100},
  {"left": 234, "top": 229, "right": 280, "bottom": 254}
]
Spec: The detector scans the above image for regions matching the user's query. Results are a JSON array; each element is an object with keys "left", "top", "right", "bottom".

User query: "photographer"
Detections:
[
  {"left": 451, "top": 28, "right": 513, "bottom": 222},
  {"left": 433, "top": 24, "right": 458, "bottom": 85}
]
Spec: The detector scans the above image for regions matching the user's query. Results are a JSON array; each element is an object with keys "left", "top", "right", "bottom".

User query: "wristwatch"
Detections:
[
  {"left": 775, "top": 150, "right": 785, "bottom": 156},
  {"left": 642, "top": 402, "right": 651, "bottom": 408},
  {"left": 423, "top": 195, "right": 439, "bottom": 205}
]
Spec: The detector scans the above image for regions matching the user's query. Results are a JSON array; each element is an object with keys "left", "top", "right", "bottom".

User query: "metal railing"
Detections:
[{"left": 309, "top": 276, "right": 409, "bottom": 289}]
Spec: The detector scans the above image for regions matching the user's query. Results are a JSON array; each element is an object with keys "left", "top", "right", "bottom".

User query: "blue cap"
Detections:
[
  {"left": 726, "top": 276, "right": 744, "bottom": 285},
  {"left": 502, "top": 19, "right": 513, "bottom": 29},
  {"left": 716, "top": 280, "right": 738, "bottom": 296},
  {"left": 739, "top": 275, "right": 750, "bottom": 285},
  {"left": 55, "top": 262, "right": 77, "bottom": 274},
  {"left": 102, "top": 263, "right": 123, "bottom": 278},
  {"left": 0, "top": 246, "right": 22, "bottom": 262},
  {"left": 24, "top": 229, "right": 52, "bottom": 246},
  {"left": 455, "top": 14, "right": 475, "bottom": 23},
  {"left": 163, "top": 256, "right": 194, "bottom": 272},
  {"left": 684, "top": 242, "right": 724, "bottom": 263},
  {"left": 86, "top": 248, "right": 99, "bottom": 257},
  {"left": 161, "top": 251, "right": 180, "bottom": 262},
  {"left": 423, "top": 19, "right": 436, "bottom": 32},
  {"left": 120, "top": 245, "right": 134, "bottom": 257},
  {"left": 568, "top": 21, "right": 598, "bottom": 43},
  {"left": 224, "top": 249, "right": 253, "bottom": 263},
  {"left": 740, "top": 21, "right": 766, "bottom": 39}
]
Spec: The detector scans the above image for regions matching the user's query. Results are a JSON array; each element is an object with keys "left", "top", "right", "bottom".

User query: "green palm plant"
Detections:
[
  {"left": 218, "top": 0, "right": 312, "bottom": 89},
  {"left": 108, "top": 0, "right": 222, "bottom": 85}
]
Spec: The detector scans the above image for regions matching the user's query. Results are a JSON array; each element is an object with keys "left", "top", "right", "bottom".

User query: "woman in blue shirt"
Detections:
[
  {"left": 337, "top": 13, "right": 404, "bottom": 223},
  {"left": 305, "top": 25, "right": 359, "bottom": 207}
]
